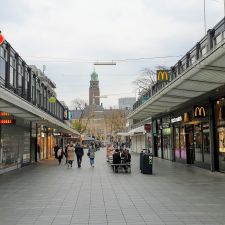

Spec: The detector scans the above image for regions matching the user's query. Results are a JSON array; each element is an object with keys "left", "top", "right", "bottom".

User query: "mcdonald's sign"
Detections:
[
  {"left": 193, "top": 106, "right": 207, "bottom": 118},
  {"left": 156, "top": 70, "right": 169, "bottom": 82}
]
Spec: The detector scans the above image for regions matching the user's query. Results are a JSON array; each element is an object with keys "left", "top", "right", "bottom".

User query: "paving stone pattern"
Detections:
[{"left": 0, "top": 148, "right": 225, "bottom": 225}]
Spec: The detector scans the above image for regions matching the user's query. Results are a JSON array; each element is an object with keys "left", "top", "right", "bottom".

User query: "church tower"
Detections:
[{"left": 89, "top": 70, "right": 100, "bottom": 105}]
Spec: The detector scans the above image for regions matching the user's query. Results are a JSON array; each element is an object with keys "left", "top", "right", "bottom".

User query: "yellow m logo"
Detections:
[
  {"left": 157, "top": 70, "right": 169, "bottom": 82},
  {"left": 194, "top": 106, "right": 206, "bottom": 117}
]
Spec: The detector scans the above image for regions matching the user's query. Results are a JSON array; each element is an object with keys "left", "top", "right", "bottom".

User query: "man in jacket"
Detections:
[
  {"left": 75, "top": 143, "right": 84, "bottom": 168},
  {"left": 113, "top": 149, "right": 121, "bottom": 173}
]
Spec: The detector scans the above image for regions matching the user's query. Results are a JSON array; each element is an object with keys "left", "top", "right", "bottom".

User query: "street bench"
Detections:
[{"left": 110, "top": 162, "right": 131, "bottom": 173}]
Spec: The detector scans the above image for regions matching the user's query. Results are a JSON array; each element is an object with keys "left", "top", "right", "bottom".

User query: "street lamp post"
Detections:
[
  {"left": 204, "top": 0, "right": 207, "bottom": 35},
  {"left": 203, "top": 0, "right": 225, "bottom": 35},
  {"left": 224, "top": 0, "right": 225, "bottom": 18}
]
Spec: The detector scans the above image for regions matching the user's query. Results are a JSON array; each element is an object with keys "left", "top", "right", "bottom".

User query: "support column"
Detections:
[{"left": 209, "top": 101, "right": 216, "bottom": 171}]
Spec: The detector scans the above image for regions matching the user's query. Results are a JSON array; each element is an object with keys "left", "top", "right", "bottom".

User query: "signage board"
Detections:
[
  {"left": 171, "top": 116, "right": 182, "bottom": 123},
  {"left": 48, "top": 96, "right": 56, "bottom": 103},
  {"left": 0, "top": 119, "right": 16, "bottom": 124},
  {"left": 63, "top": 108, "right": 69, "bottom": 120},
  {"left": 142, "top": 95, "right": 149, "bottom": 103},
  {"left": 69, "top": 111, "right": 73, "bottom": 120},
  {"left": 156, "top": 70, "right": 170, "bottom": 82},
  {"left": 144, "top": 124, "right": 151, "bottom": 132},
  {"left": 152, "top": 120, "right": 157, "bottom": 134},
  {"left": 0, "top": 112, "right": 11, "bottom": 116},
  {"left": 193, "top": 106, "right": 207, "bottom": 118}
]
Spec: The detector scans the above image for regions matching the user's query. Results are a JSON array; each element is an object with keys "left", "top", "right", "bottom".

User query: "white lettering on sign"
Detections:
[{"left": 171, "top": 116, "right": 182, "bottom": 123}]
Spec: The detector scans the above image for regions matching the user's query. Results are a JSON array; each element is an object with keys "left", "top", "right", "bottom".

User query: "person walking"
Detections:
[
  {"left": 54, "top": 144, "right": 60, "bottom": 159},
  {"left": 88, "top": 142, "right": 96, "bottom": 167},
  {"left": 57, "top": 147, "right": 63, "bottom": 165},
  {"left": 75, "top": 143, "right": 84, "bottom": 168},
  {"left": 64, "top": 144, "right": 69, "bottom": 164},
  {"left": 67, "top": 142, "right": 75, "bottom": 168}
]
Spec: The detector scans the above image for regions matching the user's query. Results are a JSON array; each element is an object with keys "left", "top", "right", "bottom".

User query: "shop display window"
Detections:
[
  {"left": 0, "top": 117, "right": 31, "bottom": 170},
  {"left": 175, "top": 128, "right": 180, "bottom": 159},
  {"left": 157, "top": 133, "right": 162, "bottom": 158},
  {"left": 194, "top": 124, "right": 203, "bottom": 162},
  {"left": 180, "top": 127, "right": 186, "bottom": 160},
  {"left": 202, "top": 123, "right": 210, "bottom": 164},
  {"left": 162, "top": 128, "right": 172, "bottom": 160},
  {"left": 214, "top": 98, "right": 225, "bottom": 172}
]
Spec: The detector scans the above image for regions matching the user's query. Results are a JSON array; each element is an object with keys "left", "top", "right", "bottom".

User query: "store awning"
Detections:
[
  {"left": 0, "top": 86, "right": 79, "bottom": 136},
  {"left": 128, "top": 39, "right": 225, "bottom": 120},
  {"left": 128, "top": 126, "right": 145, "bottom": 136},
  {"left": 116, "top": 132, "right": 130, "bottom": 136}
]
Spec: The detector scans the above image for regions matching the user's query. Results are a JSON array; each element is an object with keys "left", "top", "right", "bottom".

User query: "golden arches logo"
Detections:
[
  {"left": 194, "top": 106, "right": 206, "bottom": 117},
  {"left": 157, "top": 70, "right": 169, "bottom": 82}
]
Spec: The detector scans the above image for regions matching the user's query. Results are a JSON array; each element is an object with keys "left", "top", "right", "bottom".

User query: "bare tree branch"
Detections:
[{"left": 132, "top": 66, "right": 169, "bottom": 94}]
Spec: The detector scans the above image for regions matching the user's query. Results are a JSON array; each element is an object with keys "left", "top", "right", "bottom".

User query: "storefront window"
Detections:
[
  {"left": 175, "top": 127, "right": 180, "bottom": 159},
  {"left": 157, "top": 133, "right": 162, "bottom": 158},
  {"left": 180, "top": 127, "right": 186, "bottom": 159},
  {"left": 194, "top": 124, "right": 203, "bottom": 162},
  {"left": 0, "top": 117, "right": 31, "bottom": 170},
  {"left": 202, "top": 123, "right": 210, "bottom": 164},
  {"left": 162, "top": 128, "right": 172, "bottom": 160},
  {"left": 214, "top": 98, "right": 225, "bottom": 172}
]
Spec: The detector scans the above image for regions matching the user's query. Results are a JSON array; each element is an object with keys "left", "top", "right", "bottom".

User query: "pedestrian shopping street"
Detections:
[{"left": 0, "top": 148, "right": 225, "bottom": 225}]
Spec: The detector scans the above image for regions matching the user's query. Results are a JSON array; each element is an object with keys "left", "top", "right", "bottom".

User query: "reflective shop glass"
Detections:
[
  {"left": 162, "top": 128, "right": 172, "bottom": 160},
  {"left": 193, "top": 123, "right": 210, "bottom": 165},
  {"left": 214, "top": 99, "right": 225, "bottom": 172},
  {"left": 0, "top": 118, "right": 31, "bottom": 170},
  {"left": 175, "top": 127, "right": 186, "bottom": 160}
]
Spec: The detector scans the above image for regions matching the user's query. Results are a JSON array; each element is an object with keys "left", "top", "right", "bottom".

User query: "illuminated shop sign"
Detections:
[
  {"left": 48, "top": 96, "right": 56, "bottom": 103},
  {"left": 53, "top": 132, "right": 61, "bottom": 136},
  {"left": 0, "top": 112, "right": 11, "bottom": 116},
  {"left": 183, "top": 112, "right": 190, "bottom": 123},
  {"left": 0, "top": 119, "right": 16, "bottom": 124},
  {"left": 171, "top": 116, "right": 182, "bottom": 123},
  {"left": 193, "top": 106, "right": 207, "bottom": 118},
  {"left": 157, "top": 70, "right": 170, "bottom": 82},
  {"left": 163, "top": 128, "right": 171, "bottom": 135}
]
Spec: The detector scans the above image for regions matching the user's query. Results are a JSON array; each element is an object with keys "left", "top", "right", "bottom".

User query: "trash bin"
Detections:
[
  {"left": 140, "top": 149, "right": 150, "bottom": 172},
  {"left": 140, "top": 151, "right": 143, "bottom": 171},
  {"left": 142, "top": 153, "right": 153, "bottom": 174}
]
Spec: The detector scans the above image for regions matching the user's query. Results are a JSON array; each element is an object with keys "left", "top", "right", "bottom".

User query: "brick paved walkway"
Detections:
[{"left": 0, "top": 148, "right": 225, "bottom": 225}]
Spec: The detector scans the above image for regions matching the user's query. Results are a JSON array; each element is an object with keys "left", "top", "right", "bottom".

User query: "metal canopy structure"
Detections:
[
  {"left": 0, "top": 86, "right": 79, "bottom": 136},
  {"left": 128, "top": 39, "right": 225, "bottom": 120}
]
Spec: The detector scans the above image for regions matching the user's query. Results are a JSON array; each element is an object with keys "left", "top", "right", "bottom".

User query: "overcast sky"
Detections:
[{"left": 0, "top": 0, "right": 224, "bottom": 108}]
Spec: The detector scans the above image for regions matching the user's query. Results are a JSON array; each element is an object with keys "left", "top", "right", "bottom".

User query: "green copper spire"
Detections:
[{"left": 91, "top": 68, "right": 98, "bottom": 81}]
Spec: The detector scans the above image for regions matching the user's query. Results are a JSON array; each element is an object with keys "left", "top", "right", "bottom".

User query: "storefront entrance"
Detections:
[{"left": 186, "top": 126, "right": 194, "bottom": 164}]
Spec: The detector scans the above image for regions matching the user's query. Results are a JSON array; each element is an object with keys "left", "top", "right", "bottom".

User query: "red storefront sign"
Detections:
[
  {"left": 0, "top": 119, "right": 16, "bottom": 124},
  {"left": 144, "top": 124, "right": 151, "bottom": 132}
]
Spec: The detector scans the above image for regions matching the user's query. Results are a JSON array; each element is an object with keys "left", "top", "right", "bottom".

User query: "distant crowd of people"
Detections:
[
  {"left": 53, "top": 142, "right": 97, "bottom": 168},
  {"left": 106, "top": 143, "right": 131, "bottom": 173}
]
